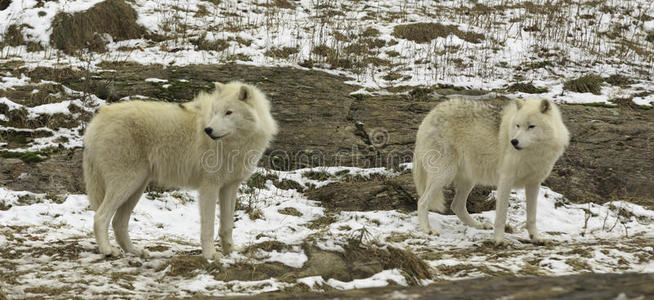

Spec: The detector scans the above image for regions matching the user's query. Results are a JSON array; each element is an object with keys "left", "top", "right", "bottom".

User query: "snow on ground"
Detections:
[
  {"left": 0, "top": 0, "right": 652, "bottom": 106},
  {"left": 1, "top": 166, "right": 653, "bottom": 298}
]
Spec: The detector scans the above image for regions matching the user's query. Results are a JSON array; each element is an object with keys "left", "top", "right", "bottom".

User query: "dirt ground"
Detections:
[{"left": 197, "top": 273, "right": 654, "bottom": 300}]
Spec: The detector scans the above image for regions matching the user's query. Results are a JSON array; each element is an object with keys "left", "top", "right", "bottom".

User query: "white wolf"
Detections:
[
  {"left": 413, "top": 98, "right": 569, "bottom": 244},
  {"left": 83, "top": 81, "right": 277, "bottom": 259}
]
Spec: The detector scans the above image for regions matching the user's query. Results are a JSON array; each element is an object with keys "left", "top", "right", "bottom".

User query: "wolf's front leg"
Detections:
[
  {"left": 525, "top": 182, "right": 546, "bottom": 244},
  {"left": 199, "top": 186, "right": 221, "bottom": 260},
  {"left": 493, "top": 177, "right": 512, "bottom": 245},
  {"left": 219, "top": 182, "right": 240, "bottom": 256}
]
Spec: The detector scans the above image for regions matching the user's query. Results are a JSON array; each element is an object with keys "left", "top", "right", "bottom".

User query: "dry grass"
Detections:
[
  {"left": 4, "top": 25, "right": 24, "bottom": 46},
  {"left": 306, "top": 215, "right": 337, "bottom": 230},
  {"left": 50, "top": 0, "right": 147, "bottom": 54},
  {"left": 156, "top": 256, "right": 208, "bottom": 278},
  {"left": 278, "top": 207, "right": 303, "bottom": 217},
  {"left": 194, "top": 4, "right": 209, "bottom": 17},
  {"left": 191, "top": 34, "right": 229, "bottom": 52},
  {"left": 508, "top": 82, "right": 548, "bottom": 94},
  {"left": 647, "top": 32, "right": 654, "bottom": 43},
  {"left": 563, "top": 74, "right": 604, "bottom": 95},
  {"left": 0, "top": 83, "right": 65, "bottom": 107},
  {"left": 604, "top": 74, "right": 632, "bottom": 86},
  {"left": 392, "top": 23, "right": 484, "bottom": 44},
  {"left": 383, "top": 246, "right": 432, "bottom": 284},
  {"left": 260, "top": 0, "right": 296, "bottom": 9},
  {"left": 312, "top": 44, "right": 353, "bottom": 69},
  {"left": 302, "top": 170, "right": 331, "bottom": 181},
  {"left": 243, "top": 240, "right": 289, "bottom": 256},
  {"left": 264, "top": 46, "right": 299, "bottom": 59}
]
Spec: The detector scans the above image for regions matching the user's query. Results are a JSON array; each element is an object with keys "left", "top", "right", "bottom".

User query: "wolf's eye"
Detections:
[
  {"left": 516, "top": 124, "right": 520, "bottom": 128},
  {"left": 528, "top": 125, "right": 535, "bottom": 129},
  {"left": 225, "top": 110, "right": 233, "bottom": 116}
]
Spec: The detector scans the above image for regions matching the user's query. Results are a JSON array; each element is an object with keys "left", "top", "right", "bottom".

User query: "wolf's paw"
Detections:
[
  {"left": 221, "top": 241, "right": 241, "bottom": 256},
  {"left": 211, "top": 252, "right": 225, "bottom": 260},
  {"left": 472, "top": 221, "right": 493, "bottom": 230},
  {"left": 203, "top": 251, "right": 224, "bottom": 261},
  {"left": 202, "top": 248, "right": 224, "bottom": 261},
  {"left": 419, "top": 226, "right": 439, "bottom": 236},
  {"left": 100, "top": 246, "right": 122, "bottom": 257},
  {"left": 231, "top": 245, "right": 244, "bottom": 253},
  {"left": 529, "top": 234, "right": 549, "bottom": 246},
  {"left": 493, "top": 237, "right": 511, "bottom": 247},
  {"left": 132, "top": 249, "right": 150, "bottom": 258}
]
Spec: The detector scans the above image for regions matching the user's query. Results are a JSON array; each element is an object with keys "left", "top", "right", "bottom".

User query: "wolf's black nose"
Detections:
[
  {"left": 511, "top": 139, "right": 519, "bottom": 146},
  {"left": 204, "top": 127, "right": 213, "bottom": 135}
]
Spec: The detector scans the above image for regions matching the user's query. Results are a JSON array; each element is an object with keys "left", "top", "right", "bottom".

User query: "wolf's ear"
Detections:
[
  {"left": 514, "top": 99, "right": 524, "bottom": 110},
  {"left": 239, "top": 86, "right": 249, "bottom": 101},
  {"left": 540, "top": 99, "right": 551, "bottom": 113},
  {"left": 214, "top": 82, "right": 224, "bottom": 92}
]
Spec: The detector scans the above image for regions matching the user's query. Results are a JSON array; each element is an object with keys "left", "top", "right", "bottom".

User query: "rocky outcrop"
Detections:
[{"left": 4, "top": 63, "right": 653, "bottom": 210}]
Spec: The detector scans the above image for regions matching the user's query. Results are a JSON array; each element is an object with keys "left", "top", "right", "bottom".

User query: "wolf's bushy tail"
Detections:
[{"left": 83, "top": 148, "right": 105, "bottom": 210}]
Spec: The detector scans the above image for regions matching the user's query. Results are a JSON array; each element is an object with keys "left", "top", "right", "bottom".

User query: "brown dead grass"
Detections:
[
  {"left": 23, "top": 286, "right": 70, "bottom": 296},
  {"left": 383, "top": 246, "right": 432, "bottom": 284},
  {"left": 212, "top": 262, "right": 295, "bottom": 282},
  {"left": 50, "top": 0, "right": 147, "bottom": 54},
  {"left": 306, "top": 215, "right": 337, "bottom": 230},
  {"left": 243, "top": 240, "right": 289, "bottom": 255},
  {"left": 264, "top": 46, "right": 299, "bottom": 59},
  {"left": 392, "top": 23, "right": 484, "bottom": 44},
  {"left": 278, "top": 207, "right": 303, "bottom": 217},
  {"left": 508, "top": 82, "right": 548, "bottom": 94},
  {"left": 156, "top": 256, "right": 208, "bottom": 278},
  {"left": 272, "top": 179, "right": 305, "bottom": 191},
  {"left": 261, "top": 0, "right": 296, "bottom": 9},
  {"left": 4, "top": 25, "right": 24, "bottom": 46},
  {"left": 0, "top": 83, "right": 66, "bottom": 107},
  {"left": 563, "top": 74, "right": 603, "bottom": 95},
  {"left": 191, "top": 35, "right": 229, "bottom": 52},
  {"left": 604, "top": 74, "right": 632, "bottom": 86},
  {"left": 27, "top": 67, "right": 84, "bottom": 83}
]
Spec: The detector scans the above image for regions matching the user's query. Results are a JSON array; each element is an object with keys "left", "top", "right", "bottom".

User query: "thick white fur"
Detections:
[
  {"left": 413, "top": 99, "right": 569, "bottom": 244},
  {"left": 83, "top": 81, "right": 277, "bottom": 259}
]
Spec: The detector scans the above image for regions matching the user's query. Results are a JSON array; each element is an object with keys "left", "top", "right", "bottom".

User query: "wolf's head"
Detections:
[
  {"left": 507, "top": 99, "right": 568, "bottom": 151},
  {"left": 198, "top": 81, "right": 278, "bottom": 142}
]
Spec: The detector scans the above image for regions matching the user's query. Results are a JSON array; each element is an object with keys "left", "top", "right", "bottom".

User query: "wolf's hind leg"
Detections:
[
  {"left": 451, "top": 178, "right": 492, "bottom": 230},
  {"left": 418, "top": 180, "right": 442, "bottom": 235},
  {"left": 94, "top": 171, "right": 148, "bottom": 256},
  {"left": 428, "top": 191, "right": 446, "bottom": 212},
  {"left": 418, "top": 172, "right": 455, "bottom": 235},
  {"left": 113, "top": 178, "right": 149, "bottom": 257}
]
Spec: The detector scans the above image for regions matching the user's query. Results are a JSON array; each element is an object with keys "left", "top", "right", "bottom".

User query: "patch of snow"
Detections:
[
  {"left": 145, "top": 78, "right": 168, "bottom": 83},
  {"left": 327, "top": 269, "right": 408, "bottom": 290},
  {"left": 645, "top": 20, "right": 654, "bottom": 31},
  {"left": 264, "top": 248, "right": 307, "bottom": 269}
]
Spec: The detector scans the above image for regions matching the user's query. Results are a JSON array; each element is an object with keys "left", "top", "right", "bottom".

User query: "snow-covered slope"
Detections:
[{"left": 1, "top": 0, "right": 652, "bottom": 106}]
